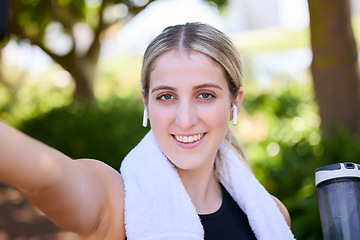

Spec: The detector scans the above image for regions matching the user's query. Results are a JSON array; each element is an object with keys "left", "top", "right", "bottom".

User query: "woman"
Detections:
[{"left": 0, "top": 22, "right": 294, "bottom": 239}]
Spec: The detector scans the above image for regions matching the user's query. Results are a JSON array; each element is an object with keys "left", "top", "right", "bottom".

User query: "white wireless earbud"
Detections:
[
  {"left": 232, "top": 104, "right": 237, "bottom": 126},
  {"left": 142, "top": 107, "right": 148, "bottom": 127}
]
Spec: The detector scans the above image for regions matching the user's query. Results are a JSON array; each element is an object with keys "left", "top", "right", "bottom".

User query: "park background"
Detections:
[{"left": 0, "top": 0, "right": 360, "bottom": 239}]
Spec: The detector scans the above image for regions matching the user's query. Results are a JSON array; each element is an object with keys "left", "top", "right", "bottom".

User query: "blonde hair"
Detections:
[{"left": 141, "top": 22, "right": 250, "bottom": 170}]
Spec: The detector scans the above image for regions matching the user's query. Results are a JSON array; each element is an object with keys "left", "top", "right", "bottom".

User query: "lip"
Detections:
[{"left": 171, "top": 133, "right": 206, "bottom": 148}]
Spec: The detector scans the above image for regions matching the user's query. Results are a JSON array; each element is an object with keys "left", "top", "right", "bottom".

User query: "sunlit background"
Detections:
[
  {"left": 3, "top": 0, "right": 311, "bottom": 78},
  {"left": 1, "top": 0, "right": 360, "bottom": 239}
]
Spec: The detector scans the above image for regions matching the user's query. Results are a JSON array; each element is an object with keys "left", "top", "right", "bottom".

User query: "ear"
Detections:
[
  {"left": 141, "top": 89, "right": 148, "bottom": 108},
  {"left": 235, "top": 87, "right": 244, "bottom": 110},
  {"left": 230, "top": 87, "right": 244, "bottom": 121}
]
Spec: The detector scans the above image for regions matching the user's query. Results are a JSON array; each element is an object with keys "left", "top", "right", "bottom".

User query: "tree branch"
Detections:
[
  {"left": 85, "top": 0, "right": 110, "bottom": 61},
  {"left": 10, "top": 19, "right": 77, "bottom": 74}
]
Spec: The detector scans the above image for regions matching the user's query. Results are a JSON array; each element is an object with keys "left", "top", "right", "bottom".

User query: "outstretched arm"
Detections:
[
  {"left": 0, "top": 120, "right": 125, "bottom": 238},
  {"left": 0, "top": 120, "right": 72, "bottom": 193}
]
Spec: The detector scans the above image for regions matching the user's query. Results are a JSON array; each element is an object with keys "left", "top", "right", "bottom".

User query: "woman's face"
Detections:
[{"left": 144, "top": 49, "right": 243, "bottom": 173}]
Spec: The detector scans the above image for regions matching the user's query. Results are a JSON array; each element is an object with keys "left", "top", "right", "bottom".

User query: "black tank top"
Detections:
[{"left": 199, "top": 184, "right": 257, "bottom": 240}]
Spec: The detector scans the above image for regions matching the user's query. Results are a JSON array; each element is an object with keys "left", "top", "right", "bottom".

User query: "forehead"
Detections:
[
  {"left": 149, "top": 50, "right": 227, "bottom": 87},
  {"left": 152, "top": 49, "right": 219, "bottom": 68}
]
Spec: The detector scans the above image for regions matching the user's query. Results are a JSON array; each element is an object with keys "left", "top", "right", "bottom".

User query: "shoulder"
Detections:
[
  {"left": 271, "top": 195, "right": 291, "bottom": 227},
  {"left": 76, "top": 158, "right": 125, "bottom": 212},
  {"left": 76, "top": 159, "right": 125, "bottom": 200},
  {"left": 76, "top": 159, "right": 126, "bottom": 239},
  {"left": 76, "top": 159, "right": 124, "bottom": 188}
]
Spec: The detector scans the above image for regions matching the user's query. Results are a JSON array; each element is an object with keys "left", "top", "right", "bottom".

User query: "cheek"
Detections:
[
  {"left": 199, "top": 103, "right": 231, "bottom": 125},
  {"left": 148, "top": 105, "right": 173, "bottom": 130}
]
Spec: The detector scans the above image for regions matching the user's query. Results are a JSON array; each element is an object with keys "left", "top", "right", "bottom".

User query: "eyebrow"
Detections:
[
  {"left": 194, "top": 83, "right": 223, "bottom": 91},
  {"left": 151, "top": 85, "right": 176, "bottom": 93},
  {"left": 151, "top": 83, "right": 223, "bottom": 93}
]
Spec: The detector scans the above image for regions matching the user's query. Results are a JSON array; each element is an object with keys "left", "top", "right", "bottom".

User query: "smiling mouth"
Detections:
[{"left": 173, "top": 133, "right": 205, "bottom": 143}]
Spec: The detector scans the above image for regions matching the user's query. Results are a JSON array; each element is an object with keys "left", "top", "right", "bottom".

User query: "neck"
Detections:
[{"left": 176, "top": 165, "right": 222, "bottom": 214}]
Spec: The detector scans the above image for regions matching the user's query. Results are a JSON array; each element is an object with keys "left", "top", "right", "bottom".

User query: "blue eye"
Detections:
[
  {"left": 157, "top": 93, "right": 174, "bottom": 101},
  {"left": 199, "top": 92, "right": 215, "bottom": 99}
]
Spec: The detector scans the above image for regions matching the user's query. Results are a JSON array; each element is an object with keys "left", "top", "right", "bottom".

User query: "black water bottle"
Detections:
[{"left": 315, "top": 162, "right": 360, "bottom": 240}]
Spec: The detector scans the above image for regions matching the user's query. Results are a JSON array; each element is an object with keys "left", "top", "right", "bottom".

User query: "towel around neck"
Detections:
[{"left": 120, "top": 130, "right": 295, "bottom": 240}]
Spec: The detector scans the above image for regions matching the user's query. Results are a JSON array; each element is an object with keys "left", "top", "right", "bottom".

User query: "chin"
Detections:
[{"left": 168, "top": 154, "right": 215, "bottom": 172}]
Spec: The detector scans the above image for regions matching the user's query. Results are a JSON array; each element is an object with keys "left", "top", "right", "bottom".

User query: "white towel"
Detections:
[{"left": 120, "top": 130, "right": 295, "bottom": 240}]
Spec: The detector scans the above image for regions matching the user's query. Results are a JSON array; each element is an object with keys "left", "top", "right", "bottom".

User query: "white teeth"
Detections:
[{"left": 175, "top": 133, "right": 204, "bottom": 143}]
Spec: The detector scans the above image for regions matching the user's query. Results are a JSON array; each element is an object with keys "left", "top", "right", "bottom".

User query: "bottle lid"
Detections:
[{"left": 315, "top": 162, "right": 360, "bottom": 187}]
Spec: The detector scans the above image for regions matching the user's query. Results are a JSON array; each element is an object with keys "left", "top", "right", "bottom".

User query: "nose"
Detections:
[{"left": 174, "top": 100, "right": 197, "bottom": 130}]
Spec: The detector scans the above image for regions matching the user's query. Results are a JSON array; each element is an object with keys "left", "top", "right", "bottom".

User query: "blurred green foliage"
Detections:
[
  {"left": 18, "top": 97, "right": 150, "bottom": 170},
  {"left": 242, "top": 77, "right": 360, "bottom": 240},
  {"left": 11, "top": 0, "right": 152, "bottom": 38}
]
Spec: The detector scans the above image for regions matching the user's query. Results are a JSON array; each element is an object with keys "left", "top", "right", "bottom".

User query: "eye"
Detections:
[
  {"left": 157, "top": 93, "right": 174, "bottom": 101},
  {"left": 198, "top": 92, "right": 216, "bottom": 99}
]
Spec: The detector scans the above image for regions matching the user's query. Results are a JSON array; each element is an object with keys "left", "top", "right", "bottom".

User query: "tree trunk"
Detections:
[
  {"left": 308, "top": 0, "right": 360, "bottom": 134},
  {"left": 70, "top": 58, "right": 96, "bottom": 102},
  {"left": 54, "top": 44, "right": 100, "bottom": 103},
  {"left": 53, "top": 55, "right": 97, "bottom": 103}
]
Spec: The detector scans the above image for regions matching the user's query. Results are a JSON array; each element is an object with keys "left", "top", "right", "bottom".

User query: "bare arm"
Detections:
[
  {"left": 0, "top": 120, "right": 125, "bottom": 238},
  {"left": 272, "top": 195, "right": 291, "bottom": 227}
]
